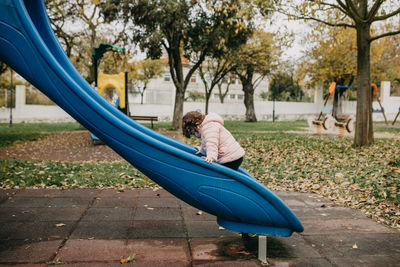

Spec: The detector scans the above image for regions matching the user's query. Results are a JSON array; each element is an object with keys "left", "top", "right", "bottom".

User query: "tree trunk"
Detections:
[
  {"left": 218, "top": 83, "right": 228, "bottom": 103},
  {"left": 354, "top": 22, "right": 373, "bottom": 146},
  {"left": 169, "top": 47, "right": 185, "bottom": 130},
  {"left": 172, "top": 87, "right": 185, "bottom": 130},
  {"left": 205, "top": 92, "right": 211, "bottom": 115},
  {"left": 241, "top": 68, "right": 257, "bottom": 122},
  {"left": 243, "top": 84, "right": 257, "bottom": 122}
]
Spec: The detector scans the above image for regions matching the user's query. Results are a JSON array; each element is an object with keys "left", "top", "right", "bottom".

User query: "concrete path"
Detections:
[{"left": 0, "top": 188, "right": 399, "bottom": 266}]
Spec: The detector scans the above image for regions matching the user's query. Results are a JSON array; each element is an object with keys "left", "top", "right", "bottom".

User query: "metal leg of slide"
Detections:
[{"left": 258, "top": 235, "right": 268, "bottom": 265}]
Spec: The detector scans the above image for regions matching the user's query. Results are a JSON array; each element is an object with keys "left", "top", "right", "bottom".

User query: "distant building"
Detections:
[{"left": 128, "top": 57, "right": 269, "bottom": 105}]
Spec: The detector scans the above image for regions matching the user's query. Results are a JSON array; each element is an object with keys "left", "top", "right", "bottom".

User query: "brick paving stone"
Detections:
[
  {"left": 291, "top": 205, "right": 367, "bottom": 220},
  {"left": 130, "top": 220, "right": 185, "bottom": 238},
  {"left": 0, "top": 189, "right": 20, "bottom": 203},
  {"left": 0, "top": 207, "right": 38, "bottom": 222},
  {"left": 330, "top": 254, "right": 400, "bottom": 267},
  {"left": 92, "top": 196, "right": 136, "bottom": 208},
  {"left": 275, "top": 191, "right": 317, "bottom": 198},
  {"left": 193, "top": 260, "right": 262, "bottom": 266},
  {"left": 60, "top": 263, "right": 122, "bottom": 267},
  {"left": 15, "top": 189, "right": 97, "bottom": 198},
  {"left": 134, "top": 207, "right": 181, "bottom": 220},
  {"left": 71, "top": 221, "right": 130, "bottom": 239},
  {"left": 179, "top": 200, "right": 196, "bottom": 209},
  {"left": 6, "top": 221, "right": 73, "bottom": 240},
  {"left": 52, "top": 189, "right": 99, "bottom": 198},
  {"left": 303, "top": 233, "right": 400, "bottom": 259},
  {"left": 281, "top": 199, "right": 306, "bottom": 208},
  {"left": 47, "top": 197, "right": 92, "bottom": 208},
  {"left": 190, "top": 237, "right": 259, "bottom": 262},
  {"left": 0, "top": 197, "right": 50, "bottom": 208},
  {"left": 0, "top": 188, "right": 399, "bottom": 266},
  {"left": 137, "top": 196, "right": 180, "bottom": 208},
  {"left": 62, "top": 262, "right": 190, "bottom": 267},
  {"left": 81, "top": 207, "right": 132, "bottom": 221},
  {"left": 58, "top": 239, "right": 131, "bottom": 262},
  {"left": 186, "top": 221, "right": 239, "bottom": 238},
  {"left": 302, "top": 197, "right": 334, "bottom": 207},
  {"left": 190, "top": 238, "right": 235, "bottom": 261},
  {"left": 14, "top": 189, "right": 97, "bottom": 198},
  {"left": 126, "top": 239, "right": 190, "bottom": 262},
  {"left": 97, "top": 188, "right": 139, "bottom": 198},
  {"left": 301, "top": 218, "right": 397, "bottom": 235},
  {"left": 58, "top": 239, "right": 190, "bottom": 262},
  {"left": 14, "top": 189, "right": 62, "bottom": 198},
  {"left": 0, "top": 222, "right": 22, "bottom": 239},
  {"left": 121, "top": 262, "right": 191, "bottom": 267},
  {"left": 1, "top": 264, "right": 47, "bottom": 267},
  {"left": 267, "top": 258, "right": 333, "bottom": 267},
  {"left": 139, "top": 188, "right": 175, "bottom": 198},
  {"left": 265, "top": 234, "right": 322, "bottom": 259},
  {"left": 35, "top": 207, "right": 86, "bottom": 222},
  {"left": 0, "top": 240, "right": 62, "bottom": 264},
  {"left": 182, "top": 206, "right": 216, "bottom": 221}
]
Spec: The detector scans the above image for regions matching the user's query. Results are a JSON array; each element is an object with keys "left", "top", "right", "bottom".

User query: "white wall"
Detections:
[{"left": 1, "top": 82, "right": 399, "bottom": 123}]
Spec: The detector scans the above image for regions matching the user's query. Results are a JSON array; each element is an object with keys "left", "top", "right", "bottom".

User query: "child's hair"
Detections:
[{"left": 182, "top": 111, "right": 205, "bottom": 138}]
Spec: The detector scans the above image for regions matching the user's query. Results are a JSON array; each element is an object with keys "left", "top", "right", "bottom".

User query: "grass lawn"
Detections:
[
  {"left": 0, "top": 122, "right": 81, "bottom": 147},
  {"left": 374, "top": 122, "right": 400, "bottom": 134},
  {"left": 1, "top": 120, "right": 399, "bottom": 228}
]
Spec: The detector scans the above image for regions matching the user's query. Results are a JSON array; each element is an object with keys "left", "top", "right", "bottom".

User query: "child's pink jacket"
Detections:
[{"left": 199, "top": 113, "right": 245, "bottom": 164}]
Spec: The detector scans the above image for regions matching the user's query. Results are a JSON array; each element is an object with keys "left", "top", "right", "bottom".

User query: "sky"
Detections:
[
  {"left": 62, "top": 5, "right": 313, "bottom": 63},
  {"left": 265, "top": 13, "right": 313, "bottom": 61}
]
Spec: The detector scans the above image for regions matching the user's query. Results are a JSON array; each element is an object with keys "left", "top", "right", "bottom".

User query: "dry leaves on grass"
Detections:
[{"left": 240, "top": 133, "right": 400, "bottom": 229}]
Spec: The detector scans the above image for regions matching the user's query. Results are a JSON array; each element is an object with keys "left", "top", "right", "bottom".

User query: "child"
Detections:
[{"left": 182, "top": 111, "right": 245, "bottom": 170}]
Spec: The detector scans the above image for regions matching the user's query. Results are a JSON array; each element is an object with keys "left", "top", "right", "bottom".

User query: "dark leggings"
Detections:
[{"left": 221, "top": 157, "right": 243, "bottom": 170}]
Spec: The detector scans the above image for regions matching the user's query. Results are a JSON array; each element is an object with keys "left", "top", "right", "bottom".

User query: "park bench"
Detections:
[{"left": 130, "top": 115, "right": 158, "bottom": 129}]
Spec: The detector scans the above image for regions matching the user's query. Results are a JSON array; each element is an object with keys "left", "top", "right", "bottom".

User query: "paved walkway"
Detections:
[{"left": 0, "top": 188, "right": 399, "bottom": 266}]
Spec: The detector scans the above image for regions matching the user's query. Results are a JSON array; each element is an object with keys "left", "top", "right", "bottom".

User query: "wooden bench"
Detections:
[{"left": 130, "top": 115, "right": 158, "bottom": 129}]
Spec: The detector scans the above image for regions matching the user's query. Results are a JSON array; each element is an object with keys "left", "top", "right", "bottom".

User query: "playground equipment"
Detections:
[
  {"left": 312, "top": 82, "right": 337, "bottom": 134},
  {"left": 97, "top": 72, "right": 128, "bottom": 113},
  {"left": 0, "top": 1, "right": 303, "bottom": 261},
  {"left": 90, "top": 72, "right": 129, "bottom": 143},
  {"left": 311, "top": 82, "right": 390, "bottom": 137},
  {"left": 393, "top": 106, "right": 400, "bottom": 125},
  {"left": 311, "top": 82, "right": 353, "bottom": 137},
  {"left": 371, "top": 83, "right": 388, "bottom": 125},
  {"left": 92, "top": 43, "right": 124, "bottom": 87}
]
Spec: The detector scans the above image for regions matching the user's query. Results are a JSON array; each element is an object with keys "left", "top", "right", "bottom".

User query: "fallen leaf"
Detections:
[{"left": 120, "top": 253, "right": 136, "bottom": 263}]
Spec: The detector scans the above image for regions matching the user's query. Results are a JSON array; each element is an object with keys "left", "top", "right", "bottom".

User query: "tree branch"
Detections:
[
  {"left": 319, "top": 1, "right": 349, "bottom": 17},
  {"left": 336, "top": 0, "right": 352, "bottom": 16},
  {"left": 367, "top": 0, "right": 384, "bottom": 22},
  {"left": 184, "top": 51, "right": 206, "bottom": 90},
  {"left": 276, "top": 3, "right": 355, "bottom": 28},
  {"left": 373, "top": 7, "right": 400, "bottom": 21},
  {"left": 294, "top": 15, "right": 355, "bottom": 28},
  {"left": 342, "top": 0, "right": 363, "bottom": 22},
  {"left": 369, "top": 29, "right": 400, "bottom": 43}
]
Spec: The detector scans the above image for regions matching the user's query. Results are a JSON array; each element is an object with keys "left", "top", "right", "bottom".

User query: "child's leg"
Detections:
[{"left": 221, "top": 157, "right": 243, "bottom": 170}]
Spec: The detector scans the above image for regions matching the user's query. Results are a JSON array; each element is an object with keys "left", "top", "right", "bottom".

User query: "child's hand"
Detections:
[
  {"left": 202, "top": 156, "right": 214, "bottom": 164},
  {"left": 194, "top": 146, "right": 201, "bottom": 154}
]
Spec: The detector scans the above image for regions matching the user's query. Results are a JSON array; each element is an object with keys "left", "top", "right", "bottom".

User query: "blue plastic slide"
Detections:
[{"left": 0, "top": 0, "right": 303, "bottom": 236}]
